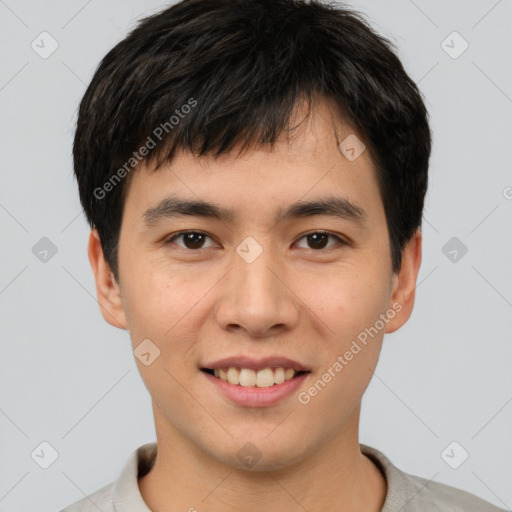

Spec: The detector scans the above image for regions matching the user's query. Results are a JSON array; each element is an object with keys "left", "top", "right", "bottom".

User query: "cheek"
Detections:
[
  {"left": 290, "top": 256, "right": 391, "bottom": 407},
  {"left": 122, "top": 262, "right": 201, "bottom": 337},
  {"left": 122, "top": 269, "right": 205, "bottom": 404},
  {"left": 295, "top": 273, "right": 387, "bottom": 425},
  {"left": 121, "top": 263, "right": 220, "bottom": 385},
  {"left": 293, "top": 261, "right": 392, "bottom": 343}
]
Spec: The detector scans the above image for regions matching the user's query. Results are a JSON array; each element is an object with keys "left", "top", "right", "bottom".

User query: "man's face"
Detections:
[{"left": 101, "top": 99, "right": 415, "bottom": 470}]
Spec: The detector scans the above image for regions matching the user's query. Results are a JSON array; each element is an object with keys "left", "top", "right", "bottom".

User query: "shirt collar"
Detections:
[
  {"left": 361, "top": 443, "right": 434, "bottom": 512},
  {"left": 112, "top": 442, "right": 426, "bottom": 512},
  {"left": 113, "top": 442, "right": 156, "bottom": 512}
]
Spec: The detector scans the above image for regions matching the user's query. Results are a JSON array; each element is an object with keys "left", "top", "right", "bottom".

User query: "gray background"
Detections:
[{"left": 0, "top": 0, "right": 511, "bottom": 511}]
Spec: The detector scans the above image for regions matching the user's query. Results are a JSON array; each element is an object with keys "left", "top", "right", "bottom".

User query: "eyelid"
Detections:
[
  {"left": 293, "top": 230, "right": 348, "bottom": 249},
  {"left": 164, "top": 231, "right": 218, "bottom": 248},
  {"left": 164, "top": 230, "right": 349, "bottom": 250}
]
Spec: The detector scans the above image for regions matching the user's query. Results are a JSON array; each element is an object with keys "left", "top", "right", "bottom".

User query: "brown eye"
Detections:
[
  {"left": 295, "top": 232, "right": 345, "bottom": 250},
  {"left": 166, "top": 231, "right": 215, "bottom": 250}
]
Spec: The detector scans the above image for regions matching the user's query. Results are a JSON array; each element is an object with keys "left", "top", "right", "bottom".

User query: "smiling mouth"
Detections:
[{"left": 201, "top": 367, "right": 309, "bottom": 388}]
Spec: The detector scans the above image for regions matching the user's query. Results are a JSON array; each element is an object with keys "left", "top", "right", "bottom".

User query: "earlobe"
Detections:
[
  {"left": 385, "top": 229, "right": 422, "bottom": 334},
  {"left": 88, "top": 229, "right": 128, "bottom": 330}
]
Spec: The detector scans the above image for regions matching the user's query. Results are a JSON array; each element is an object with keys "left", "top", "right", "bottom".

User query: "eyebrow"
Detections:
[{"left": 142, "top": 195, "right": 367, "bottom": 228}]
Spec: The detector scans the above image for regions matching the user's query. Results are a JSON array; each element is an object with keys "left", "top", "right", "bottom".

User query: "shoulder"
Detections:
[
  {"left": 56, "top": 442, "right": 156, "bottom": 512},
  {"left": 403, "top": 472, "right": 506, "bottom": 511},
  {"left": 57, "top": 482, "right": 115, "bottom": 512},
  {"left": 360, "top": 444, "right": 506, "bottom": 512}
]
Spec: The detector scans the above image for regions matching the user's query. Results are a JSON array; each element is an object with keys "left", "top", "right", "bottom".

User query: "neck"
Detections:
[{"left": 138, "top": 404, "right": 386, "bottom": 512}]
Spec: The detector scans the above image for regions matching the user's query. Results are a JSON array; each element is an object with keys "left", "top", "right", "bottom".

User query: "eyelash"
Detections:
[{"left": 163, "top": 230, "right": 348, "bottom": 251}]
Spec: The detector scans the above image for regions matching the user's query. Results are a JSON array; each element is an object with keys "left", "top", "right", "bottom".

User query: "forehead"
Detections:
[{"left": 122, "top": 97, "right": 383, "bottom": 226}]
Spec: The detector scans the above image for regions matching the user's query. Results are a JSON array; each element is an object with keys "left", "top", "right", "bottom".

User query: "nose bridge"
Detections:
[
  {"left": 236, "top": 236, "right": 277, "bottom": 300},
  {"left": 215, "top": 234, "right": 300, "bottom": 335}
]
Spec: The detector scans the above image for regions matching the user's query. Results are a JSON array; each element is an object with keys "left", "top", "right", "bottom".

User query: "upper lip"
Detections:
[{"left": 202, "top": 356, "right": 310, "bottom": 372}]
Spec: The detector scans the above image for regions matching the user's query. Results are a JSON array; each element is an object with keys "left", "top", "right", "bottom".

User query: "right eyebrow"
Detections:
[{"left": 142, "top": 197, "right": 236, "bottom": 227}]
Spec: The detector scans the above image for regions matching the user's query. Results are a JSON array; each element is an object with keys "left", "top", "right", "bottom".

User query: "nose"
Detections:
[{"left": 213, "top": 239, "right": 301, "bottom": 338}]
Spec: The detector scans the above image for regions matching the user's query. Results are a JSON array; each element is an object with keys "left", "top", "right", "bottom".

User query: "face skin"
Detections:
[{"left": 89, "top": 96, "right": 422, "bottom": 512}]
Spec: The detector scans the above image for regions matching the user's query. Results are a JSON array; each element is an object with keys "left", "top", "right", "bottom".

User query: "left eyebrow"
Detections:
[
  {"left": 142, "top": 195, "right": 367, "bottom": 228},
  {"left": 275, "top": 196, "right": 367, "bottom": 227}
]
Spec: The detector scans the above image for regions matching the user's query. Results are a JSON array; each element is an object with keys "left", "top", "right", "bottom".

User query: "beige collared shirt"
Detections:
[{"left": 59, "top": 442, "right": 506, "bottom": 511}]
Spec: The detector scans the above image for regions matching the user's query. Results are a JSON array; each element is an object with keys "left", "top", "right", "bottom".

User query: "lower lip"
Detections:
[{"left": 202, "top": 371, "right": 309, "bottom": 407}]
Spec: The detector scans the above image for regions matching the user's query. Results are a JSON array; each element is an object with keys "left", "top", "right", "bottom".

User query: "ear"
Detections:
[
  {"left": 385, "top": 228, "right": 422, "bottom": 334},
  {"left": 88, "top": 229, "right": 128, "bottom": 330}
]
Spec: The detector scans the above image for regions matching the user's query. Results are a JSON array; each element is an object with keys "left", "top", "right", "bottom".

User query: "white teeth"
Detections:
[
  {"left": 226, "top": 367, "right": 240, "bottom": 385},
  {"left": 256, "top": 368, "right": 274, "bottom": 387},
  {"left": 213, "top": 367, "right": 301, "bottom": 388},
  {"left": 274, "top": 367, "right": 285, "bottom": 384},
  {"left": 239, "top": 368, "right": 257, "bottom": 387},
  {"left": 285, "top": 368, "right": 295, "bottom": 380}
]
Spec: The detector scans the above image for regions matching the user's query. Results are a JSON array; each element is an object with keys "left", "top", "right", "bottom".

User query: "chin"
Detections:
[{"left": 209, "top": 435, "right": 313, "bottom": 472}]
